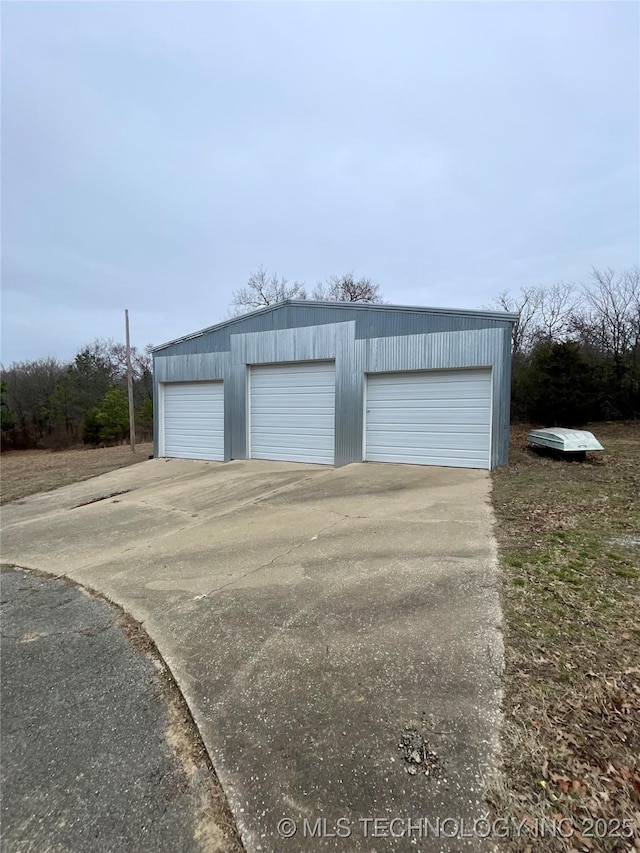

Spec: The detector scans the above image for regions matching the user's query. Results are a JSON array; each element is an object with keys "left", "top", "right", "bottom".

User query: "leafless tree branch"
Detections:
[{"left": 230, "top": 266, "right": 307, "bottom": 315}]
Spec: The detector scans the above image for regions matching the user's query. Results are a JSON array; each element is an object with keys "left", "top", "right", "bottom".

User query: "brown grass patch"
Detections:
[
  {"left": 488, "top": 422, "right": 640, "bottom": 851},
  {"left": 0, "top": 443, "right": 153, "bottom": 504}
]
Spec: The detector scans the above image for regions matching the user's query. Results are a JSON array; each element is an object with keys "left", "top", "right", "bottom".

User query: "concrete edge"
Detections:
[
  {"left": 0, "top": 562, "right": 246, "bottom": 853},
  {"left": 481, "top": 477, "right": 507, "bottom": 814}
]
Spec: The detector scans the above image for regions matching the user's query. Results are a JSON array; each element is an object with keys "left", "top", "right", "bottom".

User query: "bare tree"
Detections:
[
  {"left": 2, "top": 357, "right": 66, "bottom": 444},
  {"left": 536, "top": 281, "right": 579, "bottom": 341},
  {"left": 87, "top": 338, "right": 127, "bottom": 382},
  {"left": 231, "top": 266, "right": 307, "bottom": 315},
  {"left": 132, "top": 344, "right": 154, "bottom": 401},
  {"left": 312, "top": 274, "right": 382, "bottom": 303},
  {"left": 573, "top": 267, "right": 640, "bottom": 359},
  {"left": 487, "top": 286, "right": 542, "bottom": 354}
]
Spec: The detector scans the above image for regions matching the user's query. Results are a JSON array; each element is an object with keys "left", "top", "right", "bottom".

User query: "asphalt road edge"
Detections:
[{"left": 0, "top": 562, "right": 245, "bottom": 853}]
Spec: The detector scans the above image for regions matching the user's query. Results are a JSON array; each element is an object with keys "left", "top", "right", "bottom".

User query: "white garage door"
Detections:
[
  {"left": 365, "top": 369, "right": 492, "bottom": 469},
  {"left": 250, "top": 362, "right": 335, "bottom": 464},
  {"left": 162, "top": 382, "right": 224, "bottom": 461}
]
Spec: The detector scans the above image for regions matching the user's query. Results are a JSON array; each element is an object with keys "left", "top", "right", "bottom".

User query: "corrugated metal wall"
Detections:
[
  {"left": 153, "top": 303, "right": 514, "bottom": 467},
  {"left": 153, "top": 302, "right": 512, "bottom": 355}
]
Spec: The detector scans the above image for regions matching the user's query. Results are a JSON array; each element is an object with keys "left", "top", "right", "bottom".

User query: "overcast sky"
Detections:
[{"left": 2, "top": 1, "right": 638, "bottom": 364}]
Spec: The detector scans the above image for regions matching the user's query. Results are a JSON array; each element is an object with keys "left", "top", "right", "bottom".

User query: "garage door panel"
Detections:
[
  {"left": 164, "top": 416, "right": 223, "bottom": 424},
  {"left": 249, "top": 450, "right": 332, "bottom": 463},
  {"left": 164, "top": 431, "right": 222, "bottom": 438},
  {"left": 253, "top": 414, "right": 333, "bottom": 427},
  {"left": 163, "top": 382, "right": 224, "bottom": 461},
  {"left": 252, "top": 423, "right": 334, "bottom": 431},
  {"left": 373, "top": 451, "right": 490, "bottom": 467},
  {"left": 367, "top": 411, "right": 490, "bottom": 426},
  {"left": 368, "top": 390, "right": 490, "bottom": 399},
  {"left": 252, "top": 380, "right": 333, "bottom": 390},
  {"left": 368, "top": 389, "right": 489, "bottom": 402},
  {"left": 250, "top": 363, "right": 335, "bottom": 465},
  {"left": 368, "top": 396, "right": 490, "bottom": 407},
  {"left": 251, "top": 431, "right": 335, "bottom": 441},
  {"left": 370, "top": 427, "right": 489, "bottom": 443},
  {"left": 371, "top": 429, "right": 488, "bottom": 443},
  {"left": 251, "top": 367, "right": 334, "bottom": 383},
  {"left": 366, "top": 369, "right": 491, "bottom": 469},
  {"left": 163, "top": 450, "right": 218, "bottom": 461}
]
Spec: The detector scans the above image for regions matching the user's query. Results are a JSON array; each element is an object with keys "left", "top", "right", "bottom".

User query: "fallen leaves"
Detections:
[{"left": 487, "top": 423, "right": 640, "bottom": 852}]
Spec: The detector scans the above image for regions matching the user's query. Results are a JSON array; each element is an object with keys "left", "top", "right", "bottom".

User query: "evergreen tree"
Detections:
[
  {"left": 95, "top": 386, "right": 129, "bottom": 444},
  {"left": 81, "top": 408, "right": 102, "bottom": 447},
  {"left": 527, "top": 341, "right": 593, "bottom": 425},
  {"left": 136, "top": 397, "right": 153, "bottom": 439},
  {"left": 47, "top": 375, "right": 75, "bottom": 436}
]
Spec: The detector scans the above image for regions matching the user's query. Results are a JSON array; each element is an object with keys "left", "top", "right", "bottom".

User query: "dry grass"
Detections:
[
  {"left": 488, "top": 423, "right": 640, "bottom": 851},
  {"left": 0, "top": 443, "right": 153, "bottom": 505}
]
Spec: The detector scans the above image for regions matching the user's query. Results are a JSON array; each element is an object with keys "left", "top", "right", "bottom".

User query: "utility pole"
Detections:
[{"left": 125, "top": 309, "right": 136, "bottom": 453}]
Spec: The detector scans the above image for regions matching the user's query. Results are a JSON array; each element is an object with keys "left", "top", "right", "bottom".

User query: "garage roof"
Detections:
[{"left": 153, "top": 299, "right": 518, "bottom": 353}]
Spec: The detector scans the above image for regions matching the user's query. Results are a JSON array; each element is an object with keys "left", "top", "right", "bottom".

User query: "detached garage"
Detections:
[{"left": 152, "top": 300, "right": 516, "bottom": 469}]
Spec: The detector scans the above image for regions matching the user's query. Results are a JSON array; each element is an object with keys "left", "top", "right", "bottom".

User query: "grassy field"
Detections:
[
  {"left": 1, "top": 443, "right": 153, "bottom": 504},
  {"left": 489, "top": 423, "right": 639, "bottom": 851}
]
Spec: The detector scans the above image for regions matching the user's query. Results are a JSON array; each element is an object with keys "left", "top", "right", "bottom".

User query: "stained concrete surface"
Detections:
[{"left": 1, "top": 458, "right": 504, "bottom": 851}]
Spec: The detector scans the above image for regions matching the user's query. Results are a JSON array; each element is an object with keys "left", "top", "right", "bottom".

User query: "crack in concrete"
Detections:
[
  {"left": 221, "top": 533, "right": 453, "bottom": 693},
  {"left": 1, "top": 468, "right": 330, "bottom": 532},
  {"left": 58, "top": 518, "right": 208, "bottom": 577},
  {"left": 52, "top": 473, "right": 335, "bottom": 579},
  {"left": 255, "top": 503, "right": 485, "bottom": 525},
  {"left": 116, "top": 498, "right": 202, "bottom": 519},
  {"left": 114, "top": 468, "right": 334, "bottom": 524},
  {"left": 202, "top": 515, "right": 348, "bottom": 598},
  {"left": 70, "top": 490, "right": 133, "bottom": 509}
]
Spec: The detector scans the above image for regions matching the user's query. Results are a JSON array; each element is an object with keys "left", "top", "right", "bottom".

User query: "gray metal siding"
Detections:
[
  {"left": 153, "top": 302, "right": 515, "bottom": 357},
  {"left": 152, "top": 303, "right": 515, "bottom": 468}
]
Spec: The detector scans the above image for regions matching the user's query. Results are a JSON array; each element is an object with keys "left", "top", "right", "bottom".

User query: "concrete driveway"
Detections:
[{"left": 1, "top": 459, "right": 503, "bottom": 852}]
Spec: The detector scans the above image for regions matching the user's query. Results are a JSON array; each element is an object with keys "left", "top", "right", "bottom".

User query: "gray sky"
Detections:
[{"left": 2, "top": 1, "right": 638, "bottom": 364}]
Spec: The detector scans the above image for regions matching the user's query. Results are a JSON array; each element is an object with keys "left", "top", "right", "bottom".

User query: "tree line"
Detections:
[
  {"left": 489, "top": 267, "right": 640, "bottom": 424},
  {"left": 2, "top": 266, "right": 637, "bottom": 452},
  {"left": 1, "top": 340, "right": 154, "bottom": 450}
]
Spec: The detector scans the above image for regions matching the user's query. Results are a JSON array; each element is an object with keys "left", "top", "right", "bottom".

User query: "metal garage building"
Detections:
[{"left": 152, "top": 300, "right": 517, "bottom": 469}]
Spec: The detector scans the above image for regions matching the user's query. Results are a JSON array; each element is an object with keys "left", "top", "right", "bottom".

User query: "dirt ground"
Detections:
[
  {"left": 489, "top": 422, "right": 639, "bottom": 851},
  {"left": 0, "top": 443, "right": 153, "bottom": 505}
]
